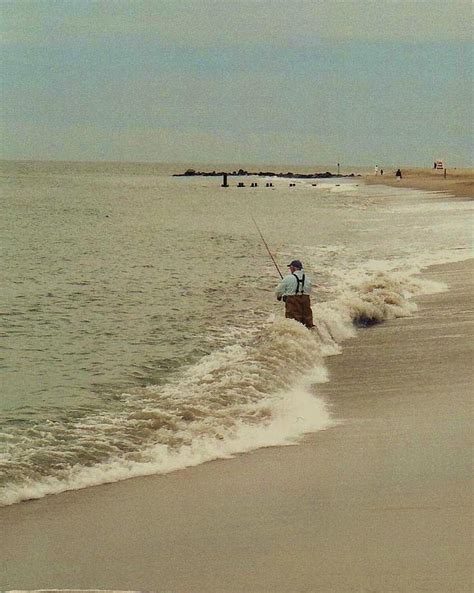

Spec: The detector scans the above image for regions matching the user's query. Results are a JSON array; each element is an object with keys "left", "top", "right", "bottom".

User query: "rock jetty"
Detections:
[{"left": 173, "top": 168, "right": 359, "bottom": 179}]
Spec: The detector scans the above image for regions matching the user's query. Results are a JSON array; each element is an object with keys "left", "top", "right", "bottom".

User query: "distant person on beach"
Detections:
[
  {"left": 396, "top": 168, "right": 402, "bottom": 180},
  {"left": 380, "top": 169, "right": 384, "bottom": 176},
  {"left": 275, "top": 260, "right": 314, "bottom": 329},
  {"left": 375, "top": 165, "right": 379, "bottom": 175}
]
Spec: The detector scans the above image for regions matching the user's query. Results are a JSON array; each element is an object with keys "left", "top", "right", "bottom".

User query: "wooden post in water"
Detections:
[{"left": 221, "top": 173, "right": 229, "bottom": 187}]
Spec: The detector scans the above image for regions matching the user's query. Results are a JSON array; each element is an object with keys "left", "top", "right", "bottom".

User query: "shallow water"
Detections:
[{"left": 0, "top": 161, "right": 472, "bottom": 505}]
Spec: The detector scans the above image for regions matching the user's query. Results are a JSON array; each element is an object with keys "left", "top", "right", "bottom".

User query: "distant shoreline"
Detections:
[{"left": 364, "top": 167, "right": 474, "bottom": 199}]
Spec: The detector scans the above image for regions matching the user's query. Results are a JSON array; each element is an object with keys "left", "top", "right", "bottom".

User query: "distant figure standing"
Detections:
[
  {"left": 375, "top": 165, "right": 379, "bottom": 175},
  {"left": 396, "top": 168, "right": 402, "bottom": 180},
  {"left": 275, "top": 260, "right": 314, "bottom": 329},
  {"left": 380, "top": 169, "right": 384, "bottom": 176}
]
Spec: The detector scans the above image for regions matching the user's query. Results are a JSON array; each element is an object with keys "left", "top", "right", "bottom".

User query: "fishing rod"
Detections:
[{"left": 250, "top": 215, "right": 283, "bottom": 279}]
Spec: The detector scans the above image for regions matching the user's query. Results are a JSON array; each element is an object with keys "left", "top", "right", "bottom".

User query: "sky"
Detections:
[{"left": 1, "top": 0, "right": 472, "bottom": 167}]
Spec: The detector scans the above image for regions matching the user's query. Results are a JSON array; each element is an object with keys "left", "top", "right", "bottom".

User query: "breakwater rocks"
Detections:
[{"left": 173, "top": 168, "right": 360, "bottom": 179}]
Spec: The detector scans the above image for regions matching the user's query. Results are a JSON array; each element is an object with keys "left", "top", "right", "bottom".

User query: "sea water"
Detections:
[{"left": 0, "top": 161, "right": 472, "bottom": 505}]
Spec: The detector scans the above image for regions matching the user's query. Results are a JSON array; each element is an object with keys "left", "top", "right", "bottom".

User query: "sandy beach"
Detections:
[
  {"left": 2, "top": 252, "right": 472, "bottom": 592},
  {"left": 364, "top": 167, "right": 474, "bottom": 199}
]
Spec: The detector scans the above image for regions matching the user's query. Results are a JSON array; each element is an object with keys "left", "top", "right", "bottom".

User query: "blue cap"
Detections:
[{"left": 288, "top": 260, "right": 303, "bottom": 269}]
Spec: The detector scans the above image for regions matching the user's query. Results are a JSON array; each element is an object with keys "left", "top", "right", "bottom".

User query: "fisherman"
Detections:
[{"left": 275, "top": 260, "right": 315, "bottom": 329}]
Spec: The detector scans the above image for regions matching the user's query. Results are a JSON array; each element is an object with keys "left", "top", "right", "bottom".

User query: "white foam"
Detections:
[
  {"left": 0, "top": 364, "right": 333, "bottom": 506},
  {"left": 0, "top": 257, "right": 467, "bottom": 507}
]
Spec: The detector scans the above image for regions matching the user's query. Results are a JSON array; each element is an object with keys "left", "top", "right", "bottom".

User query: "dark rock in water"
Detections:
[{"left": 354, "top": 315, "right": 379, "bottom": 327}]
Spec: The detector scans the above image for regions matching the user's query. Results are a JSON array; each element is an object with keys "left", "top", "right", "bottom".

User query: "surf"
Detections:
[{"left": 0, "top": 260, "right": 452, "bottom": 507}]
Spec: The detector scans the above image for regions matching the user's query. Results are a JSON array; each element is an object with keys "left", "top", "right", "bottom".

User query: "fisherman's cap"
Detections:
[{"left": 288, "top": 259, "right": 303, "bottom": 269}]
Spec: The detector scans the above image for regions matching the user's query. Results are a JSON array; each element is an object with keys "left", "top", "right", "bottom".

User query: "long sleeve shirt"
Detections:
[{"left": 275, "top": 269, "right": 312, "bottom": 297}]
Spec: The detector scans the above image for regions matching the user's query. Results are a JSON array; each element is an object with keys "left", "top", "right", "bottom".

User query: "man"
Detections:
[{"left": 275, "top": 260, "right": 314, "bottom": 329}]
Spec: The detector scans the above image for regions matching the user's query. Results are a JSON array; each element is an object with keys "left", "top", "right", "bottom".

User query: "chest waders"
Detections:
[
  {"left": 285, "top": 273, "right": 314, "bottom": 328},
  {"left": 293, "top": 273, "right": 305, "bottom": 295}
]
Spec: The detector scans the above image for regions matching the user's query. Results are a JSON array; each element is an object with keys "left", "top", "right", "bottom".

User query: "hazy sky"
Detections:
[{"left": 1, "top": 0, "right": 472, "bottom": 167}]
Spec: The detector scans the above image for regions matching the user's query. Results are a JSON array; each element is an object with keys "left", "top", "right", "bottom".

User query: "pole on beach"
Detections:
[{"left": 250, "top": 215, "right": 283, "bottom": 279}]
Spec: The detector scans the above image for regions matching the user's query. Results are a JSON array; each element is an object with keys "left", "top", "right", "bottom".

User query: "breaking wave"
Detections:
[{"left": 0, "top": 267, "right": 447, "bottom": 506}]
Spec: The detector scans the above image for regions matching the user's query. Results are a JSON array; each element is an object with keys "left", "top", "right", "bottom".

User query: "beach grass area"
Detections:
[
  {"left": 1, "top": 257, "right": 472, "bottom": 592},
  {"left": 364, "top": 167, "right": 474, "bottom": 198}
]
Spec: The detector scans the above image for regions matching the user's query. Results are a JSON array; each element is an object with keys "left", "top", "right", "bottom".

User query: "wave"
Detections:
[{"left": 0, "top": 266, "right": 448, "bottom": 506}]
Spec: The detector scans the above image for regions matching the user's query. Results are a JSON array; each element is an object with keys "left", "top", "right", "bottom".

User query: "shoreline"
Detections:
[
  {"left": 1, "top": 258, "right": 472, "bottom": 593},
  {"left": 363, "top": 167, "right": 474, "bottom": 198}
]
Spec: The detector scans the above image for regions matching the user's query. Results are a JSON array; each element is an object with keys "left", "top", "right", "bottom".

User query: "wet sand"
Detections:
[
  {"left": 364, "top": 167, "right": 474, "bottom": 198},
  {"left": 1, "top": 259, "right": 473, "bottom": 593}
]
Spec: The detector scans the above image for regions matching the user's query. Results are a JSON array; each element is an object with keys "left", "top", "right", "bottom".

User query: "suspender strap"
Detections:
[{"left": 292, "top": 273, "right": 305, "bottom": 294}]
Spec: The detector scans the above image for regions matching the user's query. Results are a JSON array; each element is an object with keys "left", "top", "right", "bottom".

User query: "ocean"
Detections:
[{"left": 0, "top": 161, "right": 472, "bottom": 506}]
